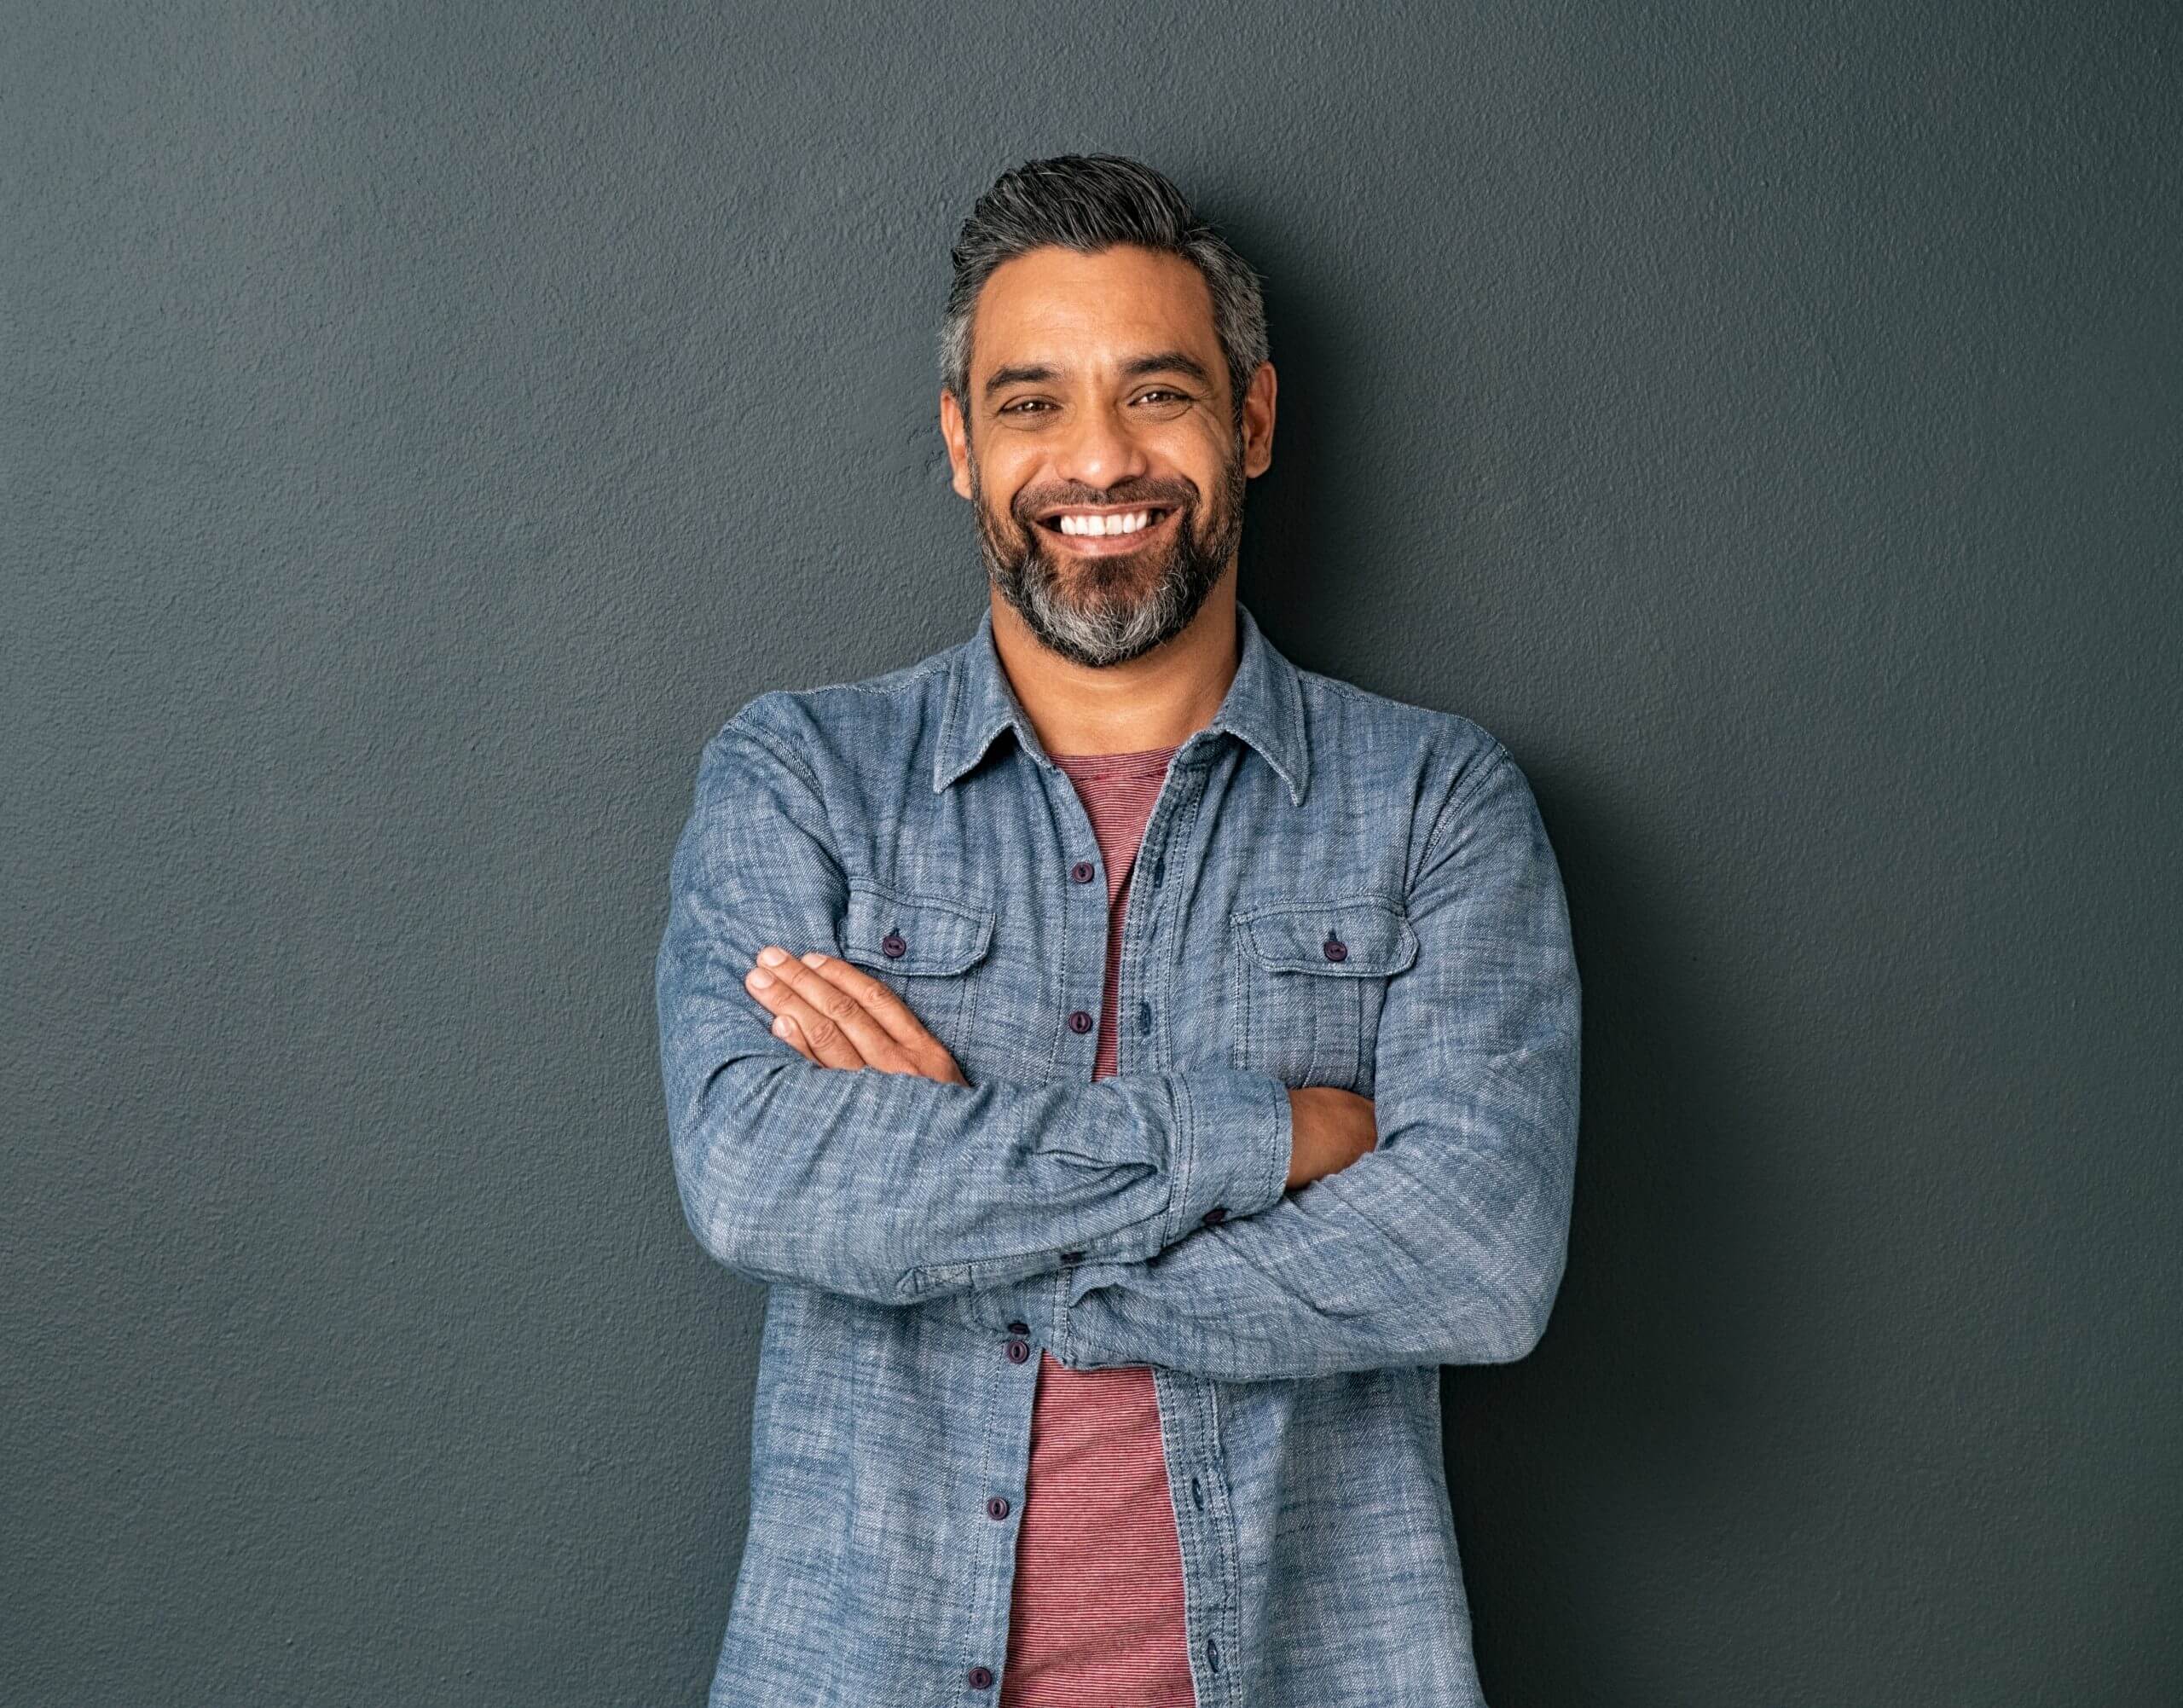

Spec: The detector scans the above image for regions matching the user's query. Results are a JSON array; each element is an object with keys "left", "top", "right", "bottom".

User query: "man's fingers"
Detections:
[
  {"left": 746, "top": 954, "right": 866, "bottom": 1069},
  {"left": 799, "top": 953, "right": 970, "bottom": 1082},
  {"left": 746, "top": 949, "right": 908, "bottom": 1071},
  {"left": 744, "top": 947, "right": 970, "bottom": 1082},
  {"left": 761, "top": 982, "right": 866, "bottom": 1070},
  {"left": 793, "top": 953, "right": 943, "bottom": 1052},
  {"left": 767, "top": 1009, "right": 819, "bottom": 1065}
]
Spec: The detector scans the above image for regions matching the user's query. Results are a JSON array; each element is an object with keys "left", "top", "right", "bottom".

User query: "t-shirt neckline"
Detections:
[{"left": 1050, "top": 741, "right": 1183, "bottom": 773}]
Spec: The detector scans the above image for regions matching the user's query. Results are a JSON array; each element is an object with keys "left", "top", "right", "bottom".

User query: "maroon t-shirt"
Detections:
[{"left": 1001, "top": 742, "right": 1196, "bottom": 1708}]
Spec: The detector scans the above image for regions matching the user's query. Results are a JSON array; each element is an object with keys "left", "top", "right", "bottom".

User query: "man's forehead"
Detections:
[{"left": 970, "top": 245, "right": 1219, "bottom": 376}]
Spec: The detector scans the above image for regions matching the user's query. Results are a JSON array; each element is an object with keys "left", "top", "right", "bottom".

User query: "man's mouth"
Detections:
[{"left": 1031, "top": 506, "right": 1179, "bottom": 551}]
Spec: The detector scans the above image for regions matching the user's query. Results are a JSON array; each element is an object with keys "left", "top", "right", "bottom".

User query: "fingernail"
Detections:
[
  {"left": 746, "top": 967, "right": 773, "bottom": 988},
  {"left": 773, "top": 1016, "right": 796, "bottom": 1037},
  {"left": 756, "top": 947, "right": 786, "bottom": 967},
  {"left": 800, "top": 952, "right": 825, "bottom": 968}
]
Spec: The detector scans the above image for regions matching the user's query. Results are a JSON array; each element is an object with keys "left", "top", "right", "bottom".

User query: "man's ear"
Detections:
[
  {"left": 939, "top": 388, "right": 973, "bottom": 501},
  {"left": 1241, "top": 361, "right": 1277, "bottom": 479}
]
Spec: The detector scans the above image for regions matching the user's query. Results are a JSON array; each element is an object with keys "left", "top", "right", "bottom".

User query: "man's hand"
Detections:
[
  {"left": 744, "top": 945, "right": 968, "bottom": 1084},
  {"left": 1285, "top": 1086, "right": 1379, "bottom": 1190}
]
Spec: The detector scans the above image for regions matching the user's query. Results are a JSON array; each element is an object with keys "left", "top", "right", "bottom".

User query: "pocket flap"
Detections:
[
  {"left": 1233, "top": 895, "right": 1418, "bottom": 976},
  {"left": 841, "top": 883, "right": 995, "bottom": 976}
]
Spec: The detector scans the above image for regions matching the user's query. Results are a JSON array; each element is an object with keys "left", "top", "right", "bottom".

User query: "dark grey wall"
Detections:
[{"left": 6, "top": 2, "right": 2176, "bottom": 1703}]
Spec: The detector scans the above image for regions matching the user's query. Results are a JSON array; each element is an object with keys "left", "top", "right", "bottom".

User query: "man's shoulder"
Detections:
[
  {"left": 1293, "top": 662, "right": 1511, "bottom": 797},
  {"left": 734, "top": 639, "right": 955, "bottom": 733},
  {"left": 694, "top": 634, "right": 961, "bottom": 784}
]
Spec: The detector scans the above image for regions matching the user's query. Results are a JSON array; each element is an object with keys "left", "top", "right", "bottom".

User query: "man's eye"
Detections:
[
  {"left": 1136, "top": 389, "right": 1191, "bottom": 406},
  {"left": 1000, "top": 399, "right": 1052, "bottom": 416}
]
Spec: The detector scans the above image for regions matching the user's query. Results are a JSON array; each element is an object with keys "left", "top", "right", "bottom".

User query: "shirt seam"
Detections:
[
  {"left": 1413, "top": 738, "right": 1513, "bottom": 894},
  {"left": 726, "top": 708, "right": 830, "bottom": 805}
]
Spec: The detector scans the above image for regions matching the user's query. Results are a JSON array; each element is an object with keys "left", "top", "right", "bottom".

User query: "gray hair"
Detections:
[{"left": 940, "top": 154, "right": 1269, "bottom": 428}]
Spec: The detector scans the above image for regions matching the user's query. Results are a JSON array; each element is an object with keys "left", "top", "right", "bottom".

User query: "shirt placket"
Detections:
[
  {"left": 1028, "top": 740, "right": 1241, "bottom": 1707},
  {"left": 958, "top": 732, "right": 1261, "bottom": 1705},
  {"left": 973, "top": 1305, "right": 1039, "bottom": 1699},
  {"left": 964, "top": 745, "right": 1131, "bottom": 1702},
  {"left": 1131, "top": 750, "right": 1243, "bottom": 1708}
]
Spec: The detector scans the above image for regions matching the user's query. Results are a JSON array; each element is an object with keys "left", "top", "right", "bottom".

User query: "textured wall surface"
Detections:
[{"left": 5, "top": 2, "right": 2177, "bottom": 1703}]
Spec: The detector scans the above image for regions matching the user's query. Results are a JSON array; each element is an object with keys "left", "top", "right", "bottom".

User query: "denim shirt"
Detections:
[{"left": 654, "top": 599, "right": 1581, "bottom": 1708}]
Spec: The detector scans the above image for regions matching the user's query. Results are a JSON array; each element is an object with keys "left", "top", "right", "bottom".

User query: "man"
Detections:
[{"left": 655, "top": 154, "right": 1581, "bottom": 1708}]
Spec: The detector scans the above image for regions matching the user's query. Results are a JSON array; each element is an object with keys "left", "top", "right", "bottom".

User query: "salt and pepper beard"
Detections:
[{"left": 966, "top": 427, "right": 1248, "bottom": 671}]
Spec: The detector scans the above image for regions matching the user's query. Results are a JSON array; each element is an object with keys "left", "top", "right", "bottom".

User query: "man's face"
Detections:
[{"left": 940, "top": 244, "right": 1273, "bottom": 669}]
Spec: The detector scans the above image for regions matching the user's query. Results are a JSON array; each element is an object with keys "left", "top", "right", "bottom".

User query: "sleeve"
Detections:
[
  {"left": 1047, "top": 744, "right": 1581, "bottom": 1380},
  {"left": 653, "top": 713, "right": 1294, "bottom": 1308}
]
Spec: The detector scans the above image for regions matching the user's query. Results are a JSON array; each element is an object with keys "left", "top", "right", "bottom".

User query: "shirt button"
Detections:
[
  {"left": 1190, "top": 1475, "right": 1205, "bottom": 1509},
  {"left": 1150, "top": 856, "right": 1165, "bottom": 887},
  {"left": 1068, "top": 1009, "right": 1094, "bottom": 1034},
  {"left": 967, "top": 1664, "right": 995, "bottom": 1688},
  {"left": 1005, "top": 1338, "right": 1031, "bottom": 1364},
  {"left": 1060, "top": 1249, "right": 1084, "bottom": 1264},
  {"left": 1323, "top": 935, "right": 1347, "bottom": 963},
  {"left": 1201, "top": 1207, "right": 1227, "bottom": 1226},
  {"left": 986, "top": 1495, "right": 1011, "bottom": 1520},
  {"left": 1070, "top": 860, "right": 1095, "bottom": 883},
  {"left": 1207, "top": 1636, "right": 1221, "bottom": 1674},
  {"left": 881, "top": 931, "right": 906, "bottom": 958},
  {"left": 1006, "top": 1320, "right": 1028, "bottom": 1335},
  {"left": 1137, "top": 1000, "right": 1152, "bottom": 1035}
]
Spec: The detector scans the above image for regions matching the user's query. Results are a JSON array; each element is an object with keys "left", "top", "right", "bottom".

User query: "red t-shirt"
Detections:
[{"left": 1001, "top": 742, "right": 1196, "bottom": 1708}]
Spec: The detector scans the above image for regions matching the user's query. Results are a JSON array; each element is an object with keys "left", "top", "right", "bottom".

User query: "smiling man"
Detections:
[{"left": 655, "top": 154, "right": 1582, "bottom": 1708}]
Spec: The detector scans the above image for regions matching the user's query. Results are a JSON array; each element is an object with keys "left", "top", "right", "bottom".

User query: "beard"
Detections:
[{"left": 967, "top": 435, "right": 1247, "bottom": 670}]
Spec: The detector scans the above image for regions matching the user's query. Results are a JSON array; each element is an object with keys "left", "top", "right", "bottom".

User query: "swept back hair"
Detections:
[{"left": 940, "top": 154, "right": 1268, "bottom": 428}]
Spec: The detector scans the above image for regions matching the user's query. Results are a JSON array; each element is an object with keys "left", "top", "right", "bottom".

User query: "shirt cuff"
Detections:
[{"left": 1160, "top": 1068, "right": 1293, "bottom": 1251}]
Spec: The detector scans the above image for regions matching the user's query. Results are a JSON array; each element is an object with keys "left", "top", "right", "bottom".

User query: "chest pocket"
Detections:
[
  {"left": 1230, "top": 894, "right": 1419, "bottom": 1095},
  {"left": 839, "top": 882, "right": 995, "bottom": 1057}
]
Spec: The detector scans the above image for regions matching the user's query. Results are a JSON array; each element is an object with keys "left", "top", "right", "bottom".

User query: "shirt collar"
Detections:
[{"left": 932, "top": 598, "right": 1311, "bottom": 806}]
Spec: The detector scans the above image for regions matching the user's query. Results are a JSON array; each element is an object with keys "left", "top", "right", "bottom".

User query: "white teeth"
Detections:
[{"left": 1058, "top": 510, "right": 1155, "bottom": 537}]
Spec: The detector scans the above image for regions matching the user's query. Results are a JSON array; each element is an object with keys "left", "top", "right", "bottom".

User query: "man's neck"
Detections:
[{"left": 988, "top": 576, "right": 1240, "bottom": 761}]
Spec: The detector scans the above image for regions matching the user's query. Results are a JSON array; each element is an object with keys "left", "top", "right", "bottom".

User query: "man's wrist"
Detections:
[{"left": 1164, "top": 1070, "right": 1292, "bottom": 1246}]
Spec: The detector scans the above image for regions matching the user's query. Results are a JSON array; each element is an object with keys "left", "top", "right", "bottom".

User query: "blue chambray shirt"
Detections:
[{"left": 654, "top": 599, "right": 1581, "bottom": 1707}]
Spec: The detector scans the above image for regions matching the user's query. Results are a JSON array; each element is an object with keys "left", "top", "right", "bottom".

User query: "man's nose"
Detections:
[{"left": 1049, "top": 401, "right": 1150, "bottom": 493}]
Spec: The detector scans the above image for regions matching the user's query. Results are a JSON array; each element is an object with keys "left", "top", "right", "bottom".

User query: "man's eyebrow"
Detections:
[
  {"left": 982, "top": 363, "right": 1056, "bottom": 399},
  {"left": 980, "top": 350, "right": 1214, "bottom": 400},
  {"left": 1120, "top": 350, "right": 1213, "bottom": 385}
]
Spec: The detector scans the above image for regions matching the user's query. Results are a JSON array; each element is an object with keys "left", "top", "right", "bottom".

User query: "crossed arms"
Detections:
[{"left": 653, "top": 712, "right": 1581, "bottom": 1381}]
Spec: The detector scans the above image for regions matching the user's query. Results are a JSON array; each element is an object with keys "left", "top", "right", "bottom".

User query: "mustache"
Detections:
[{"left": 1010, "top": 482, "right": 1198, "bottom": 522}]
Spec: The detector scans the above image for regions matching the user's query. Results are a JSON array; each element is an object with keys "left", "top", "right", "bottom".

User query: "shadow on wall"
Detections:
[
  {"left": 1230, "top": 224, "right": 1334, "bottom": 618},
  {"left": 1220, "top": 213, "right": 1769, "bottom": 1695},
  {"left": 1449, "top": 769, "right": 1769, "bottom": 1698}
]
